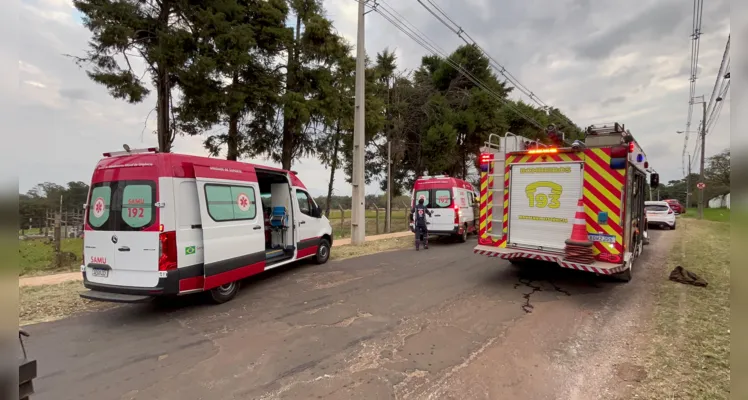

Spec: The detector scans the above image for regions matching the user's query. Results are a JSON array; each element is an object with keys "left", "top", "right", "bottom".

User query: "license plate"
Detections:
[
  {"left": 91, "top": 268, "right": 109, "bottom": 278},
  {"left": 588, "top": 234, "right": 616, "bottom": 243}
]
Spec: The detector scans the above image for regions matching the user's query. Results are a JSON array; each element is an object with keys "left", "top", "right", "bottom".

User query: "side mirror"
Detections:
[
  {"left": 312, "top": 205, "right": 322, "bottom": 218},
  {"left": 650, "top": 173, "right": 660, "bottom": 189}
]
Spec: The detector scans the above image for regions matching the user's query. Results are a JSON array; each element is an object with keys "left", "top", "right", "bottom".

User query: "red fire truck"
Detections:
[{"left": 473, "top": 123, "right": 660, "bottom": 281}]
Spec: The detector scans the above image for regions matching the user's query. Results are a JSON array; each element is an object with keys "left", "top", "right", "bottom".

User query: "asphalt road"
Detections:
[{"left": 27, "top": 230, "right": 673, "bottom": 400}]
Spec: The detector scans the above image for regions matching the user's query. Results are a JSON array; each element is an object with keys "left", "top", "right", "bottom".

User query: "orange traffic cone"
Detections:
[{"left": 564, "top": 199, "right": 595, "bottom": 263}]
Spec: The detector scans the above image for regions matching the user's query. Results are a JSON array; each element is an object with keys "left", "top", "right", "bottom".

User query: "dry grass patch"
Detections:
[
  {"left": 331, "top": 237, "right": 411, "bottom": 261},
  {"left": 632, "top": 218, "right": 729, "bottom": 399},
  {"left": 19, "top": 280, "right": 116, "bottom": 326}
]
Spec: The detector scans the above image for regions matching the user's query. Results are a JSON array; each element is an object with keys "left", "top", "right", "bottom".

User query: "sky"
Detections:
[{"left": 11, "top": 0, "right": 731, "bottom": 197}]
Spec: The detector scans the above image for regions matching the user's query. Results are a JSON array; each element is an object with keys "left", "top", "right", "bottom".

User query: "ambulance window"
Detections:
[
  {"left": 414, "top": 190, "right": 430, "bottom": 206},
  {"left": 296, "top": 191, "right": 312, "bottom": 216},
  {"left": 88, "top": 186, "right": 111, "bottom": 228},
  {"left": 205, "top": 184, "right": 257, "bottom": 221},
  {"left": 434, "top": 189, "right": 452, "bottom": 208},
  {"left": 121, "top": 184, "right": 153, "bottom": 228}
]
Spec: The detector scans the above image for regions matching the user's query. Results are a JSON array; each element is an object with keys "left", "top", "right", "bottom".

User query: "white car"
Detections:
[{"left": 645, "top": 201, "right": 676, "bottom": 230}]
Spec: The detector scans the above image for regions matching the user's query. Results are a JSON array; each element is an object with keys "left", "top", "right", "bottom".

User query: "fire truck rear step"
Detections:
[{"left": 473, "top": 245, "right": 630, "bottom": 275}]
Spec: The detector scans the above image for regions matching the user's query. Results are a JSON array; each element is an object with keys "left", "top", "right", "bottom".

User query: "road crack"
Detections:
[{"left": 514, "top": 278, "right": 542, "bottom": 313}]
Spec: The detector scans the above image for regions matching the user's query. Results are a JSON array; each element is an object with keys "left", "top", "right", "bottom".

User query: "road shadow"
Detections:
[{"left": 481, "top": 259, "right": 621, "bottom": 314}]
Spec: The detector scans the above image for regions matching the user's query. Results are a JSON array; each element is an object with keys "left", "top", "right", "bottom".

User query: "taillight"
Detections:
[
  {"left": 668, "top": 209, "right": 673, "bottom": 214},
  {"left": 454, "top": 204, "right": 460, "bottom": 224},
  {"left": 159, "top": 231, "right": 177, "bottom": 271}
]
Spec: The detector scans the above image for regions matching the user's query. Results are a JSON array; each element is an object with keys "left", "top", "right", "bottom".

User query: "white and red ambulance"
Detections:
[
  {"left": 410, "top": 175, "right": 479, "bottom": 242},
  {"left": 80, "top": 147, "right": 333, "bottom": 304}
]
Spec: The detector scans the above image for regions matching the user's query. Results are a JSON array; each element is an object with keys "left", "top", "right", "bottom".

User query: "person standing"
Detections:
[{"left": 410, "top": 198, "right": 432, "bottom": 250}]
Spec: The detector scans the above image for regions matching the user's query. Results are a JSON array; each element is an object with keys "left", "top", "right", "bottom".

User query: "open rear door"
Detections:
[{"left": 193, "top": 165, "right": 266, "bottom": 290}]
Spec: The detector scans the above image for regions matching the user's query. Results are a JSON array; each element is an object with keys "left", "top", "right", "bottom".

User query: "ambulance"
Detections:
[
  {"left": 79, "top": 147, "right": 333, "bottom": 304},
  {"left": 473, "top": 124, "right": 659, "bottom": 281},
  {"left": 410, "top": 175, "right": 479, "bottom": 242}
]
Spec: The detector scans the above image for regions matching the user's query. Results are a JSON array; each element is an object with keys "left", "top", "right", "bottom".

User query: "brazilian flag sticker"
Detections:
[{"left": 185, "top": 246, "right": 196, "bottom": 255}]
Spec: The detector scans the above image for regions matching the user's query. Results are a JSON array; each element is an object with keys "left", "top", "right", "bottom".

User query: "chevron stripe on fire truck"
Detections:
[
  {"left": 582, "top": 148, "right": 625, "bottom": 257},
  {"left": 472, "top": 248, "right": 628, "bottom": 275}
]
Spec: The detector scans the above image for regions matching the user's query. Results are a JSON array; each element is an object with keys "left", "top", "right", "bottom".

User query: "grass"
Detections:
[
  {"left": 330, "top": 209, "right": 409, "bottom": 219},
  {"left": 680, "top": 207, "right": 730, "bottom": 222},
  {"left": 632, "top": 218, "right": 730, "bottom": 399},
  {"left": 331, "top": 236, "right": 411, "bottom": 261},
  {"left": 19, "top": 238, "right": 82, "bottom": 276},
  {"left": 19, "top": 280, "right": 116, "bottom": 326},
  {"left": 331, "top": 217, "right": 410, "bottom": 239}
]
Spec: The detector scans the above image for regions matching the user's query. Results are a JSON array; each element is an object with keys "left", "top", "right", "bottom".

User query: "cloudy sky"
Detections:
[{"left": 13, "top": 0, "right": 730, "bottom": 196}]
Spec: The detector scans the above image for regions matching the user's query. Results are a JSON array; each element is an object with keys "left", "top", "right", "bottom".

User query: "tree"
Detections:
[
  {"left": 705, "top": 149, "right": 730, "bottom": 196},
  {"left": 176, "top": 0, "right": 290, "bottom": 160},
  {"left": 315, "top": 52, "right": 355, "bottom": 216},
  {"left": 72, "top": 0, "right": 197, "bottom": 152},
  {"left": 243, "top": 0, "right": 349, "bottom": 170}
]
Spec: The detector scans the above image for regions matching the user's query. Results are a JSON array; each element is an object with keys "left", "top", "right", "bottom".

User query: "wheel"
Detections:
[
  {"left": 209, "top": 281, "right": 239, "bottom": 304},
  {"left": 612, "top": 250, "right": 635, "bottom": 282},
  {"left": 612, "top": 266, "right": 632, "bottom": 282},
  {"left": 315, "top": 239, "right": 331, "bottom": 264},
  {"left": 458, "top": 226, "right": 468, "bottom": 243},
  {"left": 671, "top": 222, "right": 676, "bottom": 230}
]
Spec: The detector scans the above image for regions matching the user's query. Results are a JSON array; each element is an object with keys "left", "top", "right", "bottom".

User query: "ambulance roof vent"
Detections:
[
  {"left": 418, "top": 174, "right": 449, "bottom": 180},
  {"left": 103, "top": 147, "right": 158, "bottom": 157}
]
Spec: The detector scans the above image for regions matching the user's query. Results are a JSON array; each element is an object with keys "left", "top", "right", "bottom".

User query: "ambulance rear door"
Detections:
[{"left": 507, "top": 162, "right": 583, "bottom": 252}]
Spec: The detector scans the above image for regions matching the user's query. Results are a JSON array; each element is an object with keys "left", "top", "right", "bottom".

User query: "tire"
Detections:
[
  {"left": 209, "top": 281, "right": 239, "bottom": 304},
  {"left": 613, "top": 251, "right": 635, "bottom": 282},
  {"left": 458, "top": 226, "right": 468, "bottom": 243},
  {"left": 671, "top": 222, "right": 676, "bottom": 230},
  {"left": 315, "top": 239, "right": 331, "bottom": 264},
  {"left": 612, "top": 263, "right": 632, "bottom": 282}
]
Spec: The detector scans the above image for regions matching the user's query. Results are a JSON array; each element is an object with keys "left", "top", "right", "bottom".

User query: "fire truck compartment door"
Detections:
[{"left": 507, "top": 162, "right": 583, "bottom": 251}]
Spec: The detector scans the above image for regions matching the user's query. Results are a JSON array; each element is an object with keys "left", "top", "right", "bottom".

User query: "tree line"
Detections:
[
  {"left": 19, "top": 182, "right": 90, "bottom": 229},
  {"left": 648, "top": 149, "right": 730, "bottom": 206},
  {"left": 70, "top": 0, "right": 581, "bottom": 213}
]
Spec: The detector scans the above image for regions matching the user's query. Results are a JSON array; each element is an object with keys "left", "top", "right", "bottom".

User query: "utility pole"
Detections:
[
  {"left": 685, "top": 153, "right": 692, "bottom": 209},
  {"left": 698, "top": 99, "right": 706, "bottom": 220},
  {"left": 351, "top": 0, "right": 367, "bottom": 245},
  {"left": 386, "top": 140, "right": 392, "bottom": 233}
]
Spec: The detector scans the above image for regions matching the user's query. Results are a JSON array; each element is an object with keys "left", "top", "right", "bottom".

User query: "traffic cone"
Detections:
[{"left": 564, "top": 199, "right": 595, "bottom": 264}]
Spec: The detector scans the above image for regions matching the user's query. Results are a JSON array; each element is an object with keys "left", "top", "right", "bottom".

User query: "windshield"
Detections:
[
  {"left": 87, "top": 180, "right": 157, "bottom": 231},
  {"left": 645, "top": 205, "right": 669, "bottom": 212}
]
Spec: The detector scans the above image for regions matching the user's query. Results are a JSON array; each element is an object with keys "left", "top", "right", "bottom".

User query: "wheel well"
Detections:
[{"left": 321, "top": 233, "right": 333, "bottom": 247}]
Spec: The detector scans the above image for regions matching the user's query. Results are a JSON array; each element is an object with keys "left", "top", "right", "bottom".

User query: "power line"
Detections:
[
  {"left": 359, "top": 0, "right": 546, "bottom": 130},
  {"left": 706, "top": 78, "right": 729, "bottom": 134},
  {"left": 681, "top": 0, "right": 704, "bottom": 175},
  {"left": 704, "top": 35, "right": 730, "bottom": 120},
  {"left": 415, "top": 0, "right": 579, "bottom": 131}
]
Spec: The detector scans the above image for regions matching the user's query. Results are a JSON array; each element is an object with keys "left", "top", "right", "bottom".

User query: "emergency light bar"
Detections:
[
  {"left": 103, "top": 147, "right": 158, "bottom": 157},
  {"left": 527, "top": 148, "right": 558, "bottom": 154}
]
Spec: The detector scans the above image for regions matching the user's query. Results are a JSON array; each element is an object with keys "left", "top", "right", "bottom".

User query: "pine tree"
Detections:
[
  {"left": 176, "top": 0, "right": 290, "bottom": 160},
  {"left": 72, "top": 0, "right": 195, "bottom": 152}
]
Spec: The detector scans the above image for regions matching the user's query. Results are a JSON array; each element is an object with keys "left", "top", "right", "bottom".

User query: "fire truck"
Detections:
[{"left": 473, "top": 123, "right": 660, "bottom": 281}]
